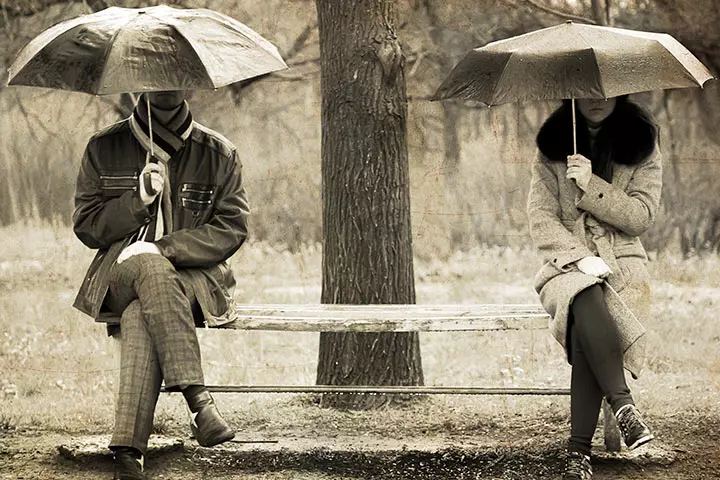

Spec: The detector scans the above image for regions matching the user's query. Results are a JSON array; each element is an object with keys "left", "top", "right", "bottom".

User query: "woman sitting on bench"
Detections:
[{"left": 528, "top": 95, "right": 662, "bottom": 480}]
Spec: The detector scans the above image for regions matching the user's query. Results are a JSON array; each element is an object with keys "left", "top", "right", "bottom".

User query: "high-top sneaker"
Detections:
[
  {"left": 563, "top": 451, "right": 592, "bottom": 480},
  {"left": 615, "top": 404, "right": 654, "bottom": 450}
]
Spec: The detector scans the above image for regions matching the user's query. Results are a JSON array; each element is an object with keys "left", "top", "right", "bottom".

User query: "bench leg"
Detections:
[{"left": 602, "top": 398, "right": 622, "bottom": 452}]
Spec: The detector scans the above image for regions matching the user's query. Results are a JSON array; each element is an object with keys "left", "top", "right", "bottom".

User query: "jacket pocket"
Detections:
[
  {"left": 100, "top": 170, "right": 138, "bottom": 198},
  {"left": 178, "top": 183, "right": 215, "bottom": 216},
  {"left": 613, "top": 237, "right": 647, "bottom": 260}
]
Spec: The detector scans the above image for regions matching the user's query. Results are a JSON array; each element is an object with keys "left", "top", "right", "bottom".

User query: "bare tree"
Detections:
[{"left": 315, "top": 0, "right": 422, "bottom": 409}]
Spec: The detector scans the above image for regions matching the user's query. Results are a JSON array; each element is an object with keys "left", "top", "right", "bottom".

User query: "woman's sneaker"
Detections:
[
  {"left": 563, "top": 451, "right": 592, "bottom": 480},
  {"left": 616, "top": 404, "right": 654, "bottom": 450}
]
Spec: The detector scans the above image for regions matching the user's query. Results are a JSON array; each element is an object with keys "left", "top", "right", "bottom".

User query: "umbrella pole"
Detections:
[
  {"left": 146, "top": 94, "right": 154, "bottom": 161},
  {"left": 571, "top": 97, "right": 577, "bottom": 155}
]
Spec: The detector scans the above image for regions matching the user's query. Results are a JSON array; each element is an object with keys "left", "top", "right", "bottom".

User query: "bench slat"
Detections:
[
  {"left": 232, "top": 304, "right": 546, "bottom": 314},
  {"left": 221, "top": 304, "right": 550, "bottom": 332},
  {"left": 163, "top": 385, "right": 570, "bottom": 395}
]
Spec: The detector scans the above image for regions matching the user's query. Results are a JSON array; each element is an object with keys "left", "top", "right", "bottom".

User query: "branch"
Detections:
[
  {"left": 287, "top": 57, "right": 319, "bottom": 68},
  {"left": 520, "top": 0, "right": 597, "bottom": 25},
  {"left": 13, "top": 92, "right": 52, "bottom": 140},
  {"left": 0, "top": 0, "right": 69, "bottom": 20},
  {"left": 284, "top": 21, "right": 317, "bottom": 61},
  {"left": 228, "top": 22, "right": 318, "bottom": 101}
]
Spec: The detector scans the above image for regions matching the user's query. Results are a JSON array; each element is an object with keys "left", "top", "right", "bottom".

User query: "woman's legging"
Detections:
[{"left": 568, "top": 284, "right": 634, "bottom": 455}]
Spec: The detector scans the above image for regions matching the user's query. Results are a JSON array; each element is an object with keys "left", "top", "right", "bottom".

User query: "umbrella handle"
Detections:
[{"left": 571, "top": 97, "right": 577, "bottom": 155}]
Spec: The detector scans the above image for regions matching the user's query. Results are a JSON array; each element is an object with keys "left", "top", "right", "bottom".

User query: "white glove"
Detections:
[
  {"left": 117, "top": 241, "right": 161, "bottom": 264},
  {"left": 139, "top": 162, "right": 166, "bottom": 206},
  {"left": 576, "top": 256, "right": 612, "bottom": 278},
  {"left": 566, "top": 154, "right": 593, "bottom": 191}
]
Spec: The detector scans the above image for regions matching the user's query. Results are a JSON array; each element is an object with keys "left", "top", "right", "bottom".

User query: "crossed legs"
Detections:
[
  {"left": 107, "top": 253, "right": 204, "bottom": 454},
  {"left": 568, "top": 284, "right": 633, "bottom": 455}
]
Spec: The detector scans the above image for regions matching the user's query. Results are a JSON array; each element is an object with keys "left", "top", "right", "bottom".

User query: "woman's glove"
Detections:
[
  {"left": 566, "top": 154, "right": 592, "bottom": 191},
  {"left": 576, "top": 256, "right": 612, "bottom": 278}
]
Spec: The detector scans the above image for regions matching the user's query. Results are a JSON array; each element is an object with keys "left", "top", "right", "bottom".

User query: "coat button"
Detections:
[{"left": 599, "top": 193, "right": 604, "bottom": 198}]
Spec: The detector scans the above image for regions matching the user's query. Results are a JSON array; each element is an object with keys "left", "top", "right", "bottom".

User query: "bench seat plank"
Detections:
[{"left": 221, "top": 304, "right": 550, "bottom": 332}]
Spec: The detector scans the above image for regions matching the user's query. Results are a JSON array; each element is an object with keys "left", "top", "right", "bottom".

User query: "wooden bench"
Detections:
[{"left": 172, "top": 303, "right": 621, "bottom": 451}]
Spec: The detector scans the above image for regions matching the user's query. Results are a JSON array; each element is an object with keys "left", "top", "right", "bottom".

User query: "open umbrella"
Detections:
[
  {"left": 432, "top": 21, "right": 713, "bottom": 152},
  {"left": 6, "top": 4, "right": 288, "bottom": 230},
  {"left": 6, "top": 4, "right": 288, "bottom": 95},
  {"left": 6, "top": 4, "right": 287, "bottom": 191}
]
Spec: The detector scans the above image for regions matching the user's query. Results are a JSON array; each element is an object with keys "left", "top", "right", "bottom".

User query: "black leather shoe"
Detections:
[
  {"left": 189, "top": 391, "right": 235, "bottom": 447},
  {"left": 112, "top": 447, "right": 145, "bottom": 480}
]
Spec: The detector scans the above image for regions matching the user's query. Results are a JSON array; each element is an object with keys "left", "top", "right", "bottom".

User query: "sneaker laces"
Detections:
[
  {"left": 617, "top": 405, "right": 642, "bottom": 435},
  {"left": 565, "top": 452, "right": 591, "bottom": 478}
]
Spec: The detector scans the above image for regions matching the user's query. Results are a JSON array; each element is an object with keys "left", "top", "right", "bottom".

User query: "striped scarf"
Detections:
[{"left": 129, "top": 94, "right": 193, "bottom": 240}]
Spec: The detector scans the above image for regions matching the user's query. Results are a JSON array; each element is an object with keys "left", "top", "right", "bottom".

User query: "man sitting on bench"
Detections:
[{"left": 71, "top": 90, "right": 249, "bottom": 480}]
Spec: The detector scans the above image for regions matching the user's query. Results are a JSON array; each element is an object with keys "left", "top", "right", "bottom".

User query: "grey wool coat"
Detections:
[{"left": 527, "top": 146, "right": 662, "bottom": 378}]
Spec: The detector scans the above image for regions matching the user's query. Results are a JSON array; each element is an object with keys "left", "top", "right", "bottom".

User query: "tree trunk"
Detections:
[
  {"left": 315, "top": 0, "right": 422, "bottom": 410},
  {"left": 591, "top": 0, "right": 609, "bottom": 26}
]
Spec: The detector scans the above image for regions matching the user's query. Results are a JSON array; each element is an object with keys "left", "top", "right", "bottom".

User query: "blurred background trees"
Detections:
[{"left": 1, "top": 0, "right": 719, "bottom": 258}]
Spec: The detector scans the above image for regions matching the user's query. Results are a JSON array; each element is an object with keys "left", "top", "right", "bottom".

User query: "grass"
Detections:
[{"left": 0, "top": 222, "right": 719, "bottom": 439}]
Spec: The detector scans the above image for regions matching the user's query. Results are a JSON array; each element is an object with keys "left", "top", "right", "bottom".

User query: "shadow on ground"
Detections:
[{"left": 53, "top": 433, "right": 681, "bottom": 480}]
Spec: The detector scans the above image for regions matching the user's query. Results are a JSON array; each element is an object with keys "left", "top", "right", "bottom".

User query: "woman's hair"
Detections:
[{"left": 536, "top": 95, "right": 659, "bottom": 180}]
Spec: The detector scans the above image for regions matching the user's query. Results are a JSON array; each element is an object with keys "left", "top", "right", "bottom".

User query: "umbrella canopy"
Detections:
[
  {"left": 6, "top": 5, "right": 288, "bottom": 95},
  {"left": 433, "top": 21, "right": 713, "bottom": 105}
]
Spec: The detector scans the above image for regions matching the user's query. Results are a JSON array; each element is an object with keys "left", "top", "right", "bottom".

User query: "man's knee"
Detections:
[
  {"left": 113, "top": 254, "right": 181, "bottom": 294},
  {"left": 118, "top": 252, "right": 175, "bottom": 277}
]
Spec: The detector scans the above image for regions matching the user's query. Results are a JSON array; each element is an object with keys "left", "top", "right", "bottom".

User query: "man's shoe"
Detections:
[
  {"left": 189, "top": 392, "right": 235, "bottom": 447},
  {"left": 563, "top": 451, "right": 592, "bottom": 480},
  {"left": 616, "top": 404, "right": 654, "bottom": 450},
  {"left": 112, "top": 447, "right": 145, "bottom": 480}
]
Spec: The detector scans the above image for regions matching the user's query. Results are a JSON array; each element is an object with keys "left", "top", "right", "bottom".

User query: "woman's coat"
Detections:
[{"left": 528, "top": 144, "right": 662, "bottom": 378}]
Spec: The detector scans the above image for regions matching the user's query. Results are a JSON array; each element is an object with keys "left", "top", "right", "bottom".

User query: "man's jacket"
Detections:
[{"left": 72, "top": 118, "right": 249, "bottom": 326}]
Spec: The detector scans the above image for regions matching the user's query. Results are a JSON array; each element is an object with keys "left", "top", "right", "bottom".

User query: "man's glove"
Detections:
[
  {"left": 139, "top": 161, "right": 166, "bottom": 206},
  {"left": 117, "top": 241, "right": 162, "bottom": 264},
  {"left": 576, "top": 256, "right": 612, "bottom": 278}
]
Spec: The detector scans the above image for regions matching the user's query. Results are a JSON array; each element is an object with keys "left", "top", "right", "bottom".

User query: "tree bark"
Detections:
[{"left": 315, "top": 0, "right": 422, "bottom": 409}]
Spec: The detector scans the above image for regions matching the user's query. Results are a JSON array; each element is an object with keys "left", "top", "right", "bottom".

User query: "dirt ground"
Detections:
[{"left": 1, "top": 415, "right": 718, "bottom": 480}]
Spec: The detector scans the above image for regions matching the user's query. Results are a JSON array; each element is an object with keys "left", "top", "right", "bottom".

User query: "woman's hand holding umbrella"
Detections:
[{"left": 566, "top": 154, "right": 593, "bottom": 191}]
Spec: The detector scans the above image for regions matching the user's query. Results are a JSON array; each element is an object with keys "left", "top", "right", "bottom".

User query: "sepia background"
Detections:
[{"left": 1, "top": 1, "right": 718, "bottom": 479}]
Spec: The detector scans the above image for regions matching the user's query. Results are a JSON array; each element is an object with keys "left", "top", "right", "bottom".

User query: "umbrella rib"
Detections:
[
  {"left": 577, "top": 29, "right": 607, "bottom": 99},
  {"left": 649, "top": 39, "right": 711, "bottom": 88},
  {"left": 95, "top": 16, "right": 136, "bottom": 95},
  {"left": 487, "top": 52, "right": 513, "bottom": 106},
  {"left": 8, "top": 13, "right": 125, "bottom": 84},
  {"left": 588, "top": 47, "right": 607, "bottom": 98},
  {"left": 167, "top": 25, "right": 215, "bottom": 89}
]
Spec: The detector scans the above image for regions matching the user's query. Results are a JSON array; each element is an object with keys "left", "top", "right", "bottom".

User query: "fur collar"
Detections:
[{"left": 536, "top": 100, "right": 657, "bottom": 167}]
